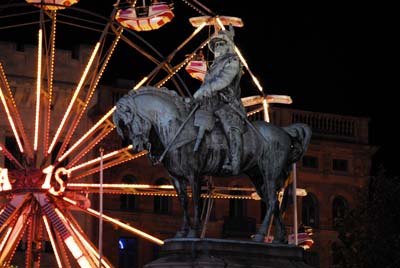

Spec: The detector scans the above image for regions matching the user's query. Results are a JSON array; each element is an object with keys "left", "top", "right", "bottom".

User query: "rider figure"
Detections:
[{"left": 193, "top": 26, "right": 246, "bottom": 175}]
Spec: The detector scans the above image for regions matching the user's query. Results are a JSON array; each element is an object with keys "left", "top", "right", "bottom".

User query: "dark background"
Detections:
[{"left": 0, "top": 1, "right": 394, "bottom": 173}]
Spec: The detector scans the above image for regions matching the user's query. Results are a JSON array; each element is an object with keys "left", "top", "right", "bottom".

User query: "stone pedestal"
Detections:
[{"left": 145, "top": 238, "right": 313, "bottom": 268}]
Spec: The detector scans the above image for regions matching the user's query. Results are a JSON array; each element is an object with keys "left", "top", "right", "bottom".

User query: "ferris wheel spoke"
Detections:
[
  {"left": 57, "top": 108, "right": 116, "bottom": 168},
  {"left": 49, "top": 16, "right": 122, "bottom": 164},
  {"left": 0, "top": 142, "right": 24, "bottom": 169},
  {"left": 34, "top": 21, "right": 44, "bottom": 153},
  {"left": 61, "top": 209, "right": 113, "bottom": 268},
  {"left": 35, "top": 193, "right": 103, "bottom": 267},
  {"left": 54, "top": 205, "right": 113, "bottom": 267},
  {"left": 0, "top": 194, "right": 30, "bottom": 231},
  {"left": 0, "top": 63, "right": 34, "bottom": 159},
  {"left": 42, "top": 214, "right": 71, "bottom": 268},
  {"left": 0, "top": 194, "right": 32, "bottom": 265},
  {"left": 56, "top": 32, "right": 124, "bottom": 164},
  {"left": 0, "top": 202, "right": 32, "bottom": 265},
  {"left": 62, "top": 195, "right": 164, "bottom": 246},
  {"left": 43, "top": 11, "right": 58, "bottom": 155},
  {"left": 47, "top": 41, "right": 101, "bottom": 159},
  {"left": 66, "top": 147, "right": 146, "bottom": 181}
]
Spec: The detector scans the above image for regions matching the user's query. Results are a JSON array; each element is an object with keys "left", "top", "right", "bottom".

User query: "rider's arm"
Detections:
[{"left": 194, "top": 56, "right": 240, "bottom": 99}]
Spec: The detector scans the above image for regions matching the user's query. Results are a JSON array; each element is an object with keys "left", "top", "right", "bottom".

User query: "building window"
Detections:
[
  {"left": 332, "top": 159, "right": 348, "bottom": 172},
  {"left": 153, "top": 178, "right": 172, "bottom": 214},
  {"left": 16, "top": 42, "right": 25, "bottom": 52},
  {"left": 332, "top": 196, "right": 348, "bottom": 229},
  {"left": 71, "top": 45, "right": 80, "bottom": 59},
  {"left": 302, "top": 193, "right": 319, "bottom": 228},
  {"left": 120, "top": 175, "right": 137, "bottom": 211},
  {"left": 302, "top": 155, "right": 319, "bottom": 169},
  {"left": 119, "top": 237, "right": 138, "bottom": 268}
]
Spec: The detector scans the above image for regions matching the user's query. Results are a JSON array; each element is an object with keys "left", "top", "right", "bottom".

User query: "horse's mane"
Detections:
[{"left": 127, "top": 86, "right": 192, "bottom": 116}]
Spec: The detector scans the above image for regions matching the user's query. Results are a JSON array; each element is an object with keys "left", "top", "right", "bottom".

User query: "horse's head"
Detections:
[{"left": 113, "top": 95, "right": 152, "bottom": 152}]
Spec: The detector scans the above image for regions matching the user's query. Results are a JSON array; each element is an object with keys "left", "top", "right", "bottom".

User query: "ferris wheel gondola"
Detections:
[
  {"left": 185, "top": 50, "right": 207, "bottom": 81},
  {"left": 25, "top": 0, "right": 79, "bottom": 10},
  {"left": 115, "top": 1, "right": 174, "bottom": 31},
  {"left": 189, "top": 15, "right": 244, "bottom": 28}
]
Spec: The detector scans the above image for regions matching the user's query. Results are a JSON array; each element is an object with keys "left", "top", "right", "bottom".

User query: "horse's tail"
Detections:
[
  {"left": 278, "top": 123, "right": 311, "bottom": 216},
  {"left": 283, "top": 123, "right": 312, "bottom": 164}
]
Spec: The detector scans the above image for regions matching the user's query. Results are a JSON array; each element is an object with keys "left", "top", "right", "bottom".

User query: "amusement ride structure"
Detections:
[{"left": 0, "top": 0, "right": 294, "bottom": 267}]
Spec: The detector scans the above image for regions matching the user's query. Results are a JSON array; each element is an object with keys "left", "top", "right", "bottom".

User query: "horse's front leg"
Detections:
[
  {"left": 170, "top": 176, "right": 190, "bottom": 238},
  {"left": 188, "top": 175, "right": 202, "bottom": 238}
]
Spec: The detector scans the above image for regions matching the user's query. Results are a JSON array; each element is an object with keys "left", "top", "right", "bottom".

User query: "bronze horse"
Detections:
[{"left": 113, "top": 86, "right": 312, "bottom": 243}]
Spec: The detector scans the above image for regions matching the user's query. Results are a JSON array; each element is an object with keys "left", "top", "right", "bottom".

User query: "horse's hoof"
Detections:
[
  {"left": 187, "top": 229, "right": 199, "bottom": 238},
  {"left": 272, "top": 235, "right": 288, "bottom": 244},
  {"left": 252, "top": 233, "right": 264, "bottom": 242}
]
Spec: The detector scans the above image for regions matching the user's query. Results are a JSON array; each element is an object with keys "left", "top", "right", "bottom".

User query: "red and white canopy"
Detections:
[{"left": 115, "top": 3, "right": 174, "bottom": 31}]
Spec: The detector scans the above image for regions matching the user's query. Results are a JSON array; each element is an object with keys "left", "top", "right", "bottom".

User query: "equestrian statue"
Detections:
[{"left": 112, "top": 27, "right": 312, "bottom": 243}]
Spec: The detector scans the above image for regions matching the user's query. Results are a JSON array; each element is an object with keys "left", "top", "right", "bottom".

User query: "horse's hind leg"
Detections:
[
  {"left": 272, "top": 199, "right": 287, "bottom": 243},
  {"left": 252, "top": 161, "right": 282, "bottom": 242},
  {"left": 170, "top": 176, "right": 190, "bottom": 238}
]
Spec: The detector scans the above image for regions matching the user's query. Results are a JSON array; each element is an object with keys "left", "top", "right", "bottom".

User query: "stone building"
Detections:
[{"left": 0, "top": 42, "right": 376, "bottom": 268}]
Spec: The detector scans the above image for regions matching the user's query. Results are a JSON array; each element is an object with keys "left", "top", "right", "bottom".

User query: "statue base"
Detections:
[{"left": 145, "top": 238, "right": 313, "bottom": 268}]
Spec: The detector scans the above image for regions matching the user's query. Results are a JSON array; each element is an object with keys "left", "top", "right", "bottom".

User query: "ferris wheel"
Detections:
[{"left": 0, "top": 1, "right": 291, "bottom": 267}]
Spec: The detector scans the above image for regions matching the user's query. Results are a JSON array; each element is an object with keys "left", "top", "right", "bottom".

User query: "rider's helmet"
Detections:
[{"left": 208, "top": 25, "right": 235, "bottom": 54}]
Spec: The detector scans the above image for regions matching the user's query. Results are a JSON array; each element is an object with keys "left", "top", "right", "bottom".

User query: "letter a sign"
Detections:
[{"left": 0, "top": 168, "right": 12, "bottom": 191}]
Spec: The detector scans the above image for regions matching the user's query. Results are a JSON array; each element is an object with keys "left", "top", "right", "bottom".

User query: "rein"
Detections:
[{"left": 155, "top": 102, "right": 199, "bottom": 164}]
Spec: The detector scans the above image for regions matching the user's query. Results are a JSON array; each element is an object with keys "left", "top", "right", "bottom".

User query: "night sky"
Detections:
[{"left": 0, "top": 1, "right": 394, "bottom": 173}]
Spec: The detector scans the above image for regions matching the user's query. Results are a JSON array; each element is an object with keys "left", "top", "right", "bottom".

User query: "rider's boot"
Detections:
[{"left": 223, "top": 128, "right": 242, "bottom": 175}]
